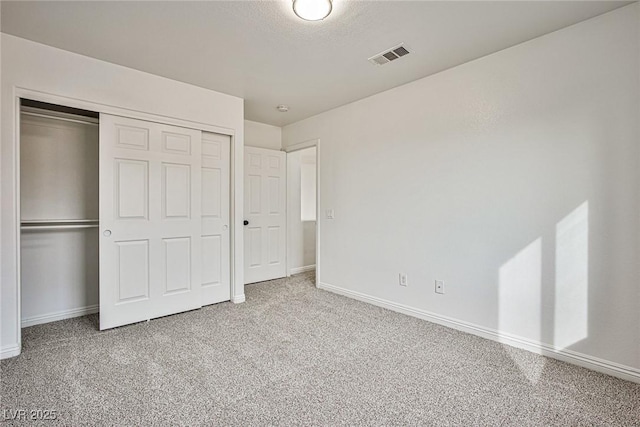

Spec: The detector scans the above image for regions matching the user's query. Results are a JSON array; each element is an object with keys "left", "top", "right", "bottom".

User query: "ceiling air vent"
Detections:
[{"left": 368, "top": 44, "right": 411, "bottom": 66}]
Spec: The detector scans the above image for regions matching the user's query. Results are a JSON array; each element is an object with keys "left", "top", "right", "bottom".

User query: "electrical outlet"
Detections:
[
  {"left": 435, "top": 280, "right": 445, "bottom": 294},
  {"left": 399, "top": 273, "right": 408, "bottom": 287}
]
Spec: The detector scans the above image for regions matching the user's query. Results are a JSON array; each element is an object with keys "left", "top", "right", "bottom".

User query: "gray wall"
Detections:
[{"left": 245, "top": 120, "right": 282, "bottom": 150}]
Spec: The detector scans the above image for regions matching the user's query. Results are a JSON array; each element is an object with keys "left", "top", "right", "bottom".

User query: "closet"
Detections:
[
  {"left": 19, "top": 99, "right": 233, "bottom": 331},
  {"left": 20, "top": 100, "right": 100, "bottom": 327}
]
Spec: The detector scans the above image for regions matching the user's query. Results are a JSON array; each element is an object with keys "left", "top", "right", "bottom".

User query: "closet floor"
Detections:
[{"left": 2, "top": 271, "right": 639, "bottom": 426}]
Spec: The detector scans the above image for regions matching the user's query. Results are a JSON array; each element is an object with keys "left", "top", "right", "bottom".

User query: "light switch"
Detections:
[{"left": 326, "top": 209, "right": 335, "bottom": 219}]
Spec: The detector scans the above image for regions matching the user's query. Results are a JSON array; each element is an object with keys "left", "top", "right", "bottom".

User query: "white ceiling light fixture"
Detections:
[
  {"left": 293, "top": 0, "right": 332, "bottom": 21},
  {"left": 277, "top": 105, "right": 289, "bottom": 113}
]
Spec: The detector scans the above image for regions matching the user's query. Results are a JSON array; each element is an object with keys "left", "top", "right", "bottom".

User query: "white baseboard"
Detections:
[
  {"left": 289, "top": 265, "right": 316, "bottom": 275},
  {"left": 1, "top": 344, "right": 21, "bottom": 360},
  {"left": 231, "top": 294, "right": 246, "bottom": 304},
  {"left": 21, "top": 304, "right": 99, "bottom": 328},
  {"left": 318, "top": 281, "right": 640, "bottom": 384}
]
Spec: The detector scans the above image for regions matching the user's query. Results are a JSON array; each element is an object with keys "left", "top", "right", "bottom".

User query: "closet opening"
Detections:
[{"left": 19, "top": 98, "right": 101, "bottom": 329}]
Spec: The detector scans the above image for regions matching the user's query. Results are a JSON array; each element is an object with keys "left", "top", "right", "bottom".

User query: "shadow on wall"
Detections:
[{"left": 499, "top": 202, "right": 589, "bottom": 383}]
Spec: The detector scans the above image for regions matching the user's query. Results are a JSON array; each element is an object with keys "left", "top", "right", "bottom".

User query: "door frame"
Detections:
[
  {"left": 9, "top": 88, "right": 243, "bottom": 356},
  {"left": 284, "top": 139, "right": 321, "bottom": 286}
]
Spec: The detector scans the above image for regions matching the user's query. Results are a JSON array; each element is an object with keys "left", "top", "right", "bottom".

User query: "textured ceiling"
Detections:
[{"left": 1, "top": 1, "right": 632, "bottom": 126}]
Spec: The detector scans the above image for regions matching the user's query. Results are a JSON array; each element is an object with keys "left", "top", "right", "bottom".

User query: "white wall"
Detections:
[
  {"left": 287, "top": 147, "right": 317, "bottom": 274},
  {"left": 283, "top": 5, "right": 640, "bottom": 379},
  {"left": 1, "top": 34, "right": 245, "bottom": 358},
  {"left": 245, "top": 119, "right": 282, "bottom": 150}
]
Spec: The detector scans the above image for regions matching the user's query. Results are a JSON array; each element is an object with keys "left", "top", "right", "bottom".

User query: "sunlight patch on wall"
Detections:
[
  {"left": 498, "top": 238, "right": 543, "bottom": 383},
  {"left": 554, "top": 201, "right": 589, "bottom": 350},
  {"left": 499, "top": 237, "right": 543, "bottom": 383},
  {"left": 499, "top": 238, "right": 542, "bottom": 342}
]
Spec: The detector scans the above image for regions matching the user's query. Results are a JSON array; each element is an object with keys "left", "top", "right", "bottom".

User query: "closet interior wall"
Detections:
[{"left": 20, "top": 101, "right": 100, "bottom": 327}]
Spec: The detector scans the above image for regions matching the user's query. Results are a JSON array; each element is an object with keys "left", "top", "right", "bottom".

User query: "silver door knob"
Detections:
[{"left": 103, "top": 229, "right": 112, "bottom": 237}]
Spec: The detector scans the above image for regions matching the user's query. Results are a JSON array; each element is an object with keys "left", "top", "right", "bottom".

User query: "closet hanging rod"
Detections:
[
  {"left": 20, "top": 110, "right": 99, "bottom": 127},
  {"left": 21, "top": 224, "right": 99, "bottom": 231},
  {"left": 21, "top": 219, "right": 99, "bottom": 225}
]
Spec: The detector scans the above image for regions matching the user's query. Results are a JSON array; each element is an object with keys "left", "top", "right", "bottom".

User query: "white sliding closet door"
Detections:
[
  {"left": 201, "top": 132, "right": 231, "bottom": 305},
  {"left": 244, "top": 147, "right": 286, "bottom": 284},
  {"left": 99, "top": 114, "right": 202, "bottom": 330}
]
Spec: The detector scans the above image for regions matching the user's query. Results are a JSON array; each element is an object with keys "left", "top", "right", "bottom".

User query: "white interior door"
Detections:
[
  {"left": 244, "top": 147, "right": 286, "bottom": 284},
  {"left": 201, "top": 132, "right": 231, "bottom": 305},
  {"left": 99, "top": 114, "right": 202, "bottom": 330}
]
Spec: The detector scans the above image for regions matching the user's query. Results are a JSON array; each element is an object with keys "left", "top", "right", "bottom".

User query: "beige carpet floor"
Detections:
[{"left": 1, "top": 272, "right": 639, "bottom": 426}]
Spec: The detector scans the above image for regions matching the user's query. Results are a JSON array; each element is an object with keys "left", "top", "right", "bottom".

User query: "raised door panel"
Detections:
[
  {"left": 116, "top": 240, "right": 150, "bottom": 303},
  {"left": 268, "top": 155, "right": 281, "bottom": 171},
  {"left": 163, "top": 237, "right": 191, "bottom": 294},
  {"left": 202, "top": 168, "right": 221, "bottom": 218},
  {"left": 268, "top": 226, "right": 281, "bottom": 265},
  {"left": 162, "top": 163, "right": 191, "bottom": 219},
  {"left": 268, "top": 176, "right": 281, "bottom": 215},
  {"left": 116, "top": 160, "right": 149, "bottom": 220},
  {"left": 202, "top": 138, "right": 222, "bottom": 160},
  {"left": 202, "top": 235, "right": 222, "bottom": 286},
  {"left": 116, "top": 125, "right": 149, "bottom": 151},
  {"left": 247, "top": 175, "right": 262, "bottom": 215},
  {"left": 248, "top": 152, "right": 262, "bottom": 169},
  {"left": 162, "top": 132, "right": 191, "bottom": 155},
  {"left": 247, "top": 227, "right": 262, "bottom": 268}
]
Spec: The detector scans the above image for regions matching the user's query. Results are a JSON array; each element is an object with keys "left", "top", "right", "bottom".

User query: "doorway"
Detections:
[
  {"left": 286, "top": 147, "right": 317, "bottom": 276},
  {"left": 286, "top": 143, "right": 319, "bottom": 283}
]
